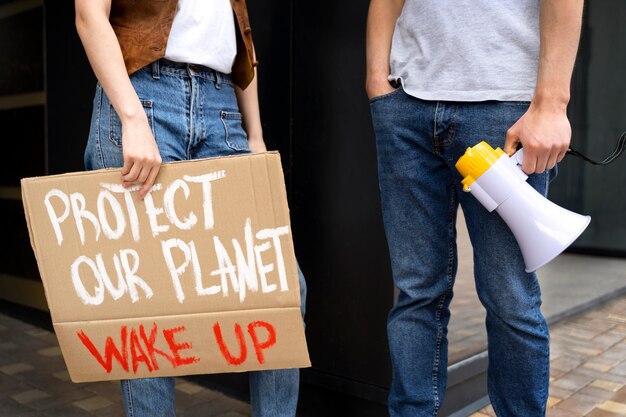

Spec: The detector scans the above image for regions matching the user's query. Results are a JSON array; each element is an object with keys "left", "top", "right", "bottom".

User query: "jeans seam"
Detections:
[
  {"left": 432, "top": 101, "right": 440, "bottom": 156},
  {"left": 433, "top": 298, "right": 444, "bottom": 413},
  {"left": 186, "top": 75, "right": 194, "bottom": 159},
  {"left": 533, "top": 277, "right": 550, "bottom": 412},
  {"left": 124, "top": 380, "right": 134, "bottom": 417},
  {"left": 95, "top": 85, "right": 105, "bottom": 169},
  {"left": 199, "top": 79, "right": 206, "bottom": 142},
  {"left": 445, "top": 105, "right": 457, "bottom": 147},
  {"left": 432, "top": 186, "right": 457, "bottom": 415}
]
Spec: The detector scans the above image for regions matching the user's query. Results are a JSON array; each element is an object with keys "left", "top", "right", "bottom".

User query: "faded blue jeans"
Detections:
[
  {"left": 85, "top": 58, "right": 306, "bottom": 417},
  {"left": 370, "top": 88, "right": 551, "bottom": 417}
]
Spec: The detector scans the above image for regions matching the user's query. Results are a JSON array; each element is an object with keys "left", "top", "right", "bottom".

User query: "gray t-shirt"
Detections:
[{"left": 390, "top": 0, "right": 540, "bottom": 102}]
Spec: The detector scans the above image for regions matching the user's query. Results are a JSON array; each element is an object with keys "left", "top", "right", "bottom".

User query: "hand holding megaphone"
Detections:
[{"left": 455, "top": 142, "right": 590, "bottom": 272}]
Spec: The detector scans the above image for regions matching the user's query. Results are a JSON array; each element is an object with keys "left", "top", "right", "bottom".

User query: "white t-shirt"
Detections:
[
  {"left": 165, "top": 0, "right": 237, "bottom": 74},
  {"left": 390, "top": 0, "right": 540, "bottom": 102}
]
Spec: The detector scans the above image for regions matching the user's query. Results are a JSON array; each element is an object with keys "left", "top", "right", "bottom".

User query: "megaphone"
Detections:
[{"left": 455, "top": 142, "right": 591, "bottom": 272}]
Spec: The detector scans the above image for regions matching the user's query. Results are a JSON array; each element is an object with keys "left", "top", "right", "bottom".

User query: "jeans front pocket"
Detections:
[
  {"left": 368, "top": 86, "right": 403, "bottom": 104},
  {"left": 220, "top": 111, "right": 249, "bottom": 151},
  {"left": 109, "top": 99, "right": 155, "bottom": 147}
]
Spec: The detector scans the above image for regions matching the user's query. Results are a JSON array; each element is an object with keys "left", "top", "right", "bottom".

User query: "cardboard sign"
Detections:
[{"left": 21, "top": 152, "right": 310, "bottom": 382}]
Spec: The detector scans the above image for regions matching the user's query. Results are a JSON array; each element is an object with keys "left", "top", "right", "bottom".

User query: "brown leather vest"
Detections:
[{"left": 109, "top": 0, "right": 257, "bottom": 89}]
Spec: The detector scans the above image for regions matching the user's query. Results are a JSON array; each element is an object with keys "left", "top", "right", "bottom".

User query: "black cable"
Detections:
[{"left": 567, "top": 132, "right": 626, "bottom": 165}]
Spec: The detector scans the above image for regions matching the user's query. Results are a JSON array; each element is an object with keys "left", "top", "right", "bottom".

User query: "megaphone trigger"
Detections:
[
  {"left": 507, "top": 148, "right": 531, "bottom": 181},
  {"left": 511, "top": 148, "right": 524, "bottom": 168}
]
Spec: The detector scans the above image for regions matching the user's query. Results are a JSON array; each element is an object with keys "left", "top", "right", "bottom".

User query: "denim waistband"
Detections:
[{"left": 148, "top": 58, "right": 233, "bottom": 86}]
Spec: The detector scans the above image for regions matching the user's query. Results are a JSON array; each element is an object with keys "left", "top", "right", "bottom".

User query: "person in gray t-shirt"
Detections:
[{"left": 366, "top": 1, "right": 583, "bottom": 416}]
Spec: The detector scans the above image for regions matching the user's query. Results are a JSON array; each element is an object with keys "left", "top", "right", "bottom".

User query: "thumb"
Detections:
[{"left": 503, "top": 127, "right": 520, "bottom": 157}]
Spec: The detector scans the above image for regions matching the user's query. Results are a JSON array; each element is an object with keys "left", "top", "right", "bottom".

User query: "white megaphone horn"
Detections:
[{"left": 455, "top": 141, "right": 591, "bottom": 272}]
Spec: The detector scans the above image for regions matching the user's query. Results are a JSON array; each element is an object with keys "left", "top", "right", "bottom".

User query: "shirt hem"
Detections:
[{"left": 392, "top": 77, "right": 534, "bottom": 102}]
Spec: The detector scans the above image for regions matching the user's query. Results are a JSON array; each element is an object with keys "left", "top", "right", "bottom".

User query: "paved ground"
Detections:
[
  {"left": 472, "top": 296, "right": 626, "bottom": 417},
  {"left": 0, "top": 295, "right": 624, "bottom": 416},
  {"left": 0, "top": 309, "right": 251, "bottom": 417}
]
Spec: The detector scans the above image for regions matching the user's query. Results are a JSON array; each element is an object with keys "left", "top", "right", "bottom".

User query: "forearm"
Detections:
[
  {"left": 365, "top": 0, "right": 404, "bottom": 93},
  {"left": 234, "top": 43, "right": 264, "bottom": 151},
  {"left": 504, "top": 0, "right": 584, "bottom": 173},
  {"left": 235, "top": 73, "right": 263, "bottom": 143},
  {"left": 75, "top": 0, "right": 144, "bottom": 124},
  {"left": 533, "top": 0, "right": 584, "bottom": 111},
  {"left": 75, "top": 0, "right": 161, "bottom": 198}
]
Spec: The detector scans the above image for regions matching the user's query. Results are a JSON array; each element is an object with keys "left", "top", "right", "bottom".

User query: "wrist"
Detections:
[
  {"left": 247, "top": 133, "right": 264, "bottom": 144},
  {"left": 247, "top": 134, "right": 267, "bottom": 153},
  {"left": 366, "top": 71, "right": 390, "bottom": 87},
  {"left": 532, "top": 88, "right": 570, "bottom": 113},
  {"left": 118, "top": 102, "right": 147, "bottom": 124}
]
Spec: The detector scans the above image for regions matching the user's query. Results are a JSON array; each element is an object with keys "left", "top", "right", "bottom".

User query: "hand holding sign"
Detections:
[
  {"left": 21, "top": 152, "right": 310, "bottom": 382},
  {"left": 119, "top": 115, "right": 162, "bottom": 199}
]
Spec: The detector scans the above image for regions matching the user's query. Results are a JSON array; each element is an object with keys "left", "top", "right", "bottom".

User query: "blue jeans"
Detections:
[
  {"left": 370, "top": 88, "right": 550, "bottom": 417},
  {"left": 85, "top": 58, "right": 306, "bottom": 417}
]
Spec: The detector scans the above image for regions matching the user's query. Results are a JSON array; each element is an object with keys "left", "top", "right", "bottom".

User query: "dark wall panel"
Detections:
[
  {"left": 44, "top": 1, "right": 96, "bottom": 175},
  {"left": 292, "top": 1, "right": 393, "bottom": 389},
  {"left": 247, "top": 1, "right": 293, "bottom": 185},
  {"left": 0, "top": 106, "right": 45, "bottom": 186},
  {"left": 0, "top": 5, "right": 45, "bottom": 286},
  {"left": 0, "top": 200, "right": 40, "bottom": 280},
  {"left": 0, "top": 8, "right": 43, "bottom": 96},
  {"left": 551, "top": 2, "right": 626, "bottom": 254}
]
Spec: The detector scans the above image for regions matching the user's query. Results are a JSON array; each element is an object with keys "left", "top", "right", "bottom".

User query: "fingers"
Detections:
[
  {"left": 121, "top": 154, "right": 161, "bottom": 200},
  {"left": 546, "top": 151, "right": 560, "bottom": 171},
  {"left": 121, "top": 162, "right": 142, "bottom": 185},
  {"left": 506, "top": 137, "right": 562, "bottom": 174},
  {"left": 522, "top": 150, "right": 538, "bottom": 175},
  {"left": 535, "top": 149, "right": 550, "bottom": 174},
  {"left": 505, "top": 108, "right": 571, "bottom": 174},
  {"left": 139, "top": 165, "right": 160, "bottom": 199},
  {"left": 520, "top": 143, "right": 567, "bottom": 174},
  {"left": 119, "top": 115, "right": 162, "bottom": 199},
  {"left": 122, "top": 165, "right": 150, "bottom": 190}
]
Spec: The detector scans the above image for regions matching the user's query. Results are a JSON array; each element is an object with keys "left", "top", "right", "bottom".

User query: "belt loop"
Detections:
[
  {"left": 152, "top": 60, "right": 160, "bottom": 80},
  {"left": 215, "top": 71, "right": 222, "bottom": 90}
]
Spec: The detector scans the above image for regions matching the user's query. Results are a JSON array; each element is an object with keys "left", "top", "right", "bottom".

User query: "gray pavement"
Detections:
[
  {"left": 2, "top": 294, "right": 625, "bottom": 416},
  {"left": 0, "top": 312, "right": 251, "bottom": 417}
]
